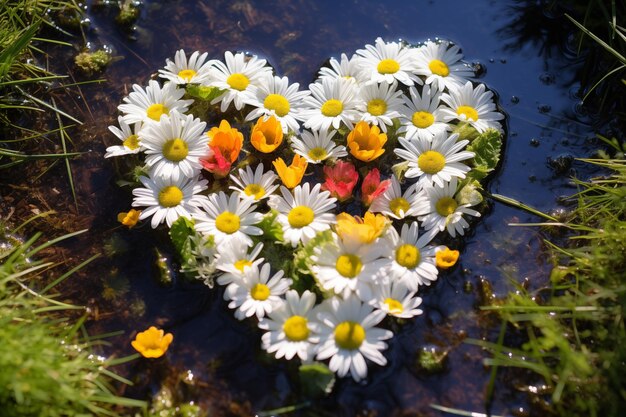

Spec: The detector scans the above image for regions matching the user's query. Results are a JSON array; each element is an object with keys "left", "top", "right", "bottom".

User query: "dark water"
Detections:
[{"left": 42, "top": 0, "right": 601, "bottom": 415}]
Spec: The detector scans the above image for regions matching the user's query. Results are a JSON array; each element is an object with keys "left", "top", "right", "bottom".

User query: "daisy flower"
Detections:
[
  {"left": 259, "top": 290, "right": 319, "bottom": 361},
  {"left": 245, "top": 75, "right": 310, "bottom": 133},
  {"left": 394, "top": 132, "right": 474, "bottom": 187},
  {"left": 318, "top": 53, "right": 366, "bottom": 84},
  {"left": 372, "top": 280, "right": 423, "bottom": 319},
  {"left": 215, "top": 240, "right": 265, "bottom": 286},
  {"left": 229, "top": 163, "right": 279, "bottom": 201},
  {"left": 301, "top": 77, "right": 361, "bottom": 131},
  {"left": 209, "top": 51, "right": 273, "bottom": 112},
  {"left": 224, "top": 263, "right": 292, "bottom": 320},
  {"left": 105, "top": 116, "right": 142, "bottom": 158},
  {"left": 158, "top": 49, "right": 215, "bottom": 85},
  {"left": 398, "top": 85, "right": 449, "bottom": 142},
  {"left": 132, "top": 174, "right": 208, "bottom": 228},
  {"left": 369, "top": 175, "right": 422, "bottom": 220},
  {"left": 268, "top": 183, "right": 337, "bottom": 247},
  {"left": 314, "top": 296, "right": 393, "bottom": 382},
  {"left": 311, "top": 234, "right": 390, "bottom": 302},
  {"left": 193, "top": 191, "right": 264, "bottom": 247},
  {"left": 384, "top": 221, "right": 439, "bottom": 290},
  {"left": 413, "top": 40, "right": 475, "bottom": 91},
  {"left": 356, "top": 81, "right": 404, "bottom": 132},
  {"left": 418, "top": 178, "right": 481, "bottom": 241},
  {"left": 355, "top": 37, "right": 420, "bottom": 86},
  {"left": 291, "top": 129, "right": 347, "bottom": 164},
  {"left": 141, "top": 111, "right": 209, "bottom": 181},
  {"left": 118, "top": 80, "right": 193, "bottom": 124},
  {"left": 439, "top": 81, "right": 504, "bottom": 133}
]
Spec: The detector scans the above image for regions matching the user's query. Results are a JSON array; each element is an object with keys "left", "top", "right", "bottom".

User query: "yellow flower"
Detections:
[
  {"left": 131, "top": 326, "right": 173, "bottom": 358},
  {"left": 335, "top": 211, "right": 388, "bottom": 244},
  {"left": 117, "top": 209, "right": 141, "bottom": 228},
  {"left": 436, "top": 247, "right": 460, "bottom": 269},
  {"left": 273, "top": 154, "right": 308, "bottom": 188},
  {"left": 346, "top": 121, "right": 387, "bottom": 162},
  {"left": 250, "top": 115, "right": 283, "bottom": 153},
  {"left": 206, "top": 120, "right": 243, "bottom": 163}
]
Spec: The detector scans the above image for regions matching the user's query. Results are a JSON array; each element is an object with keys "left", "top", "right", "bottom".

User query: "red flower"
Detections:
[
  {"left": 361, "top": 168, "right": 391, "bottom": 206},
  {"left": 201, "top": 146, "right": 232, "bottom": 178},
  {"left": 321, "top": 161, "right": 359, "bottom": 202}
]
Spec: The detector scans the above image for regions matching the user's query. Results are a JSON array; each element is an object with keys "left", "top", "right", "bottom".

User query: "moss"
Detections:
[
  {"left": 74, "top": 49, "right": 112, "bottom": 76},
  {"left": 116, "top": 0, "right": 141, "bottom": 28}
]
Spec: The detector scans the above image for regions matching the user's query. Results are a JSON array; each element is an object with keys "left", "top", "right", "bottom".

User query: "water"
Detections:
[{"left": 37, "top": 0, "right": 602, "bottom": 415}]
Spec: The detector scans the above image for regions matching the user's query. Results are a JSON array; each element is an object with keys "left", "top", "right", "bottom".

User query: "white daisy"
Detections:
[
  {"left": 355, "top": 81, "right": 404, "bottom": 132},
  {"left": 193, "top": 191, "right": 264, "bottom": 247},
  {"left": 395, "top": 132, "right": 474, "bottom": 187},
  {"left": 224, "top": 262, "right": 292, "bottom": 320},
  {"left": 245, "top": 75, "right": 310, "bottom": 133},
  {"left": 301, "top": 77, "right": 361, "bottom": 131},
  {"left": 209, "top": 51, "right": 273, "bottom": 112},
  {"left": 371, "top": 280, "right": 423, "bottom": 319},
  {"left": 355, "top": 37, "right": 420, "bottom": 86},
  {"left": 413, "top": 40, "right": 475, "bottom": 91},
  {"left": 314, "top": 296, "right": 393, "bottom": 382},
  {"left": 118, "top": 80, "right": 193, "bottom": 124},
  {"left": 141, "top": 111, "right": 208, "bottom": 181},
  {"left": 215, "top": 240, "right": 265, "bottom": 286},
  {"left": 439, "top": 81, "right": 504, "bottom": 133},
  {"left": 290, "top": 129, "right": 347, "bottom": 164},
  {"left": 158, "top": 49, "right": 215, "bottom": 85},
  {"left": 398, "top": 85, "right": 449, "bottom": 142},
  {"left": 369, "top": 175, "right": 422, "bottom": 220},
  {"left": 258, "top": 289, "right": 319, "bottom": 361},
  {"left": 268, "top": 183, "right": 337, "bottom": 247},
  {"left": 317, "top": 53, "right": 367, "bottom": 85},
  {"left": 229, "top": 163, "right": 279, "bottom": 201},
  {"left": 105, "top": 116, "right": 143, "bottom": 158},
  {"left": 132, "top": 174, "right": 209, "bottom": 228}
]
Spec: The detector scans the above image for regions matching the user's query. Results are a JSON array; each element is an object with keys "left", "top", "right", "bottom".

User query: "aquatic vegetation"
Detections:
[{"left": 74, "top": 49, "right": 113, "bottom": 76}]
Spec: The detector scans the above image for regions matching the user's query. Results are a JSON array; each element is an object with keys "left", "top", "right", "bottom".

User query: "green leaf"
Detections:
[
  {"left": 467, "top": 128, "right": 502, "bottom": 181},
  {"left": 185, "top": 84, "right": 224, "bottom": 101},
  {"left": 457, "top": 179, "right": 484, "bottom": 206},
  {"left": 169, "top": 216, "right": 196, "bottom": 264},
  {"left": 257, "top": 209, "right": 283, "bottom": 242},
  {"left": 299, "top": 362, "right": 335, "bottom": 398}
]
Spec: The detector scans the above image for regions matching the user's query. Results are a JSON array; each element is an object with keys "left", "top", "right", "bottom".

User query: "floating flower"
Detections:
[
  {"left": 371, "top": 280, "right": 423, "bottom": 319},
  {"left": 361, "top": 168, "right": 391, "bottom": 206},
  {"left": 436, "top": 246, "right": 460, "bottom": 269},
  {"left": 317, "top": 53, "right": 366, "bottom": 84},
  {"left": 413, "top": 40, "right": 475, "bottom": 91},
  {"left": 356, "top": 37, "right": 420, "bottom": 86},
  {"left": 291, "top": 129, "right": 347, "bottom": 164},
  {"left": 202, "top": 120, "right": 243, "bottom": 177},
  {"left": 229, "top": 163, "right": 279, "bottom": 201},
  {"left": 346, "top": 121, "right": 387, "bottom": 162},
  {"left": 250, "top": 115, "right": 284, "bottom": 153},
  {"left": 321, "top": 161, "right": 359, "bottom": 202},
  {"left": 356, "top": 81, "right": 404, "bottom": 132},
  {"left": 439, "top": 81, "right": 504, "bottom": 133},
  {"left": 215, "top": 240, "right": 265, "bottom": 286},
  {"left": 369, "top": 175, "right": 422, "bottom": 220},
  {"left": 335, "top": 212, "right": 388, "bottom": 244},
  {"left": 117, "top": 209, "right": 141, "bottom": 228},
  {"left": 105, "top": 116, "right": 143, "bottom": 158},
  {"left": 158, "top": 49, "right": 215, "bottom": 85},
  {"left": 131, "top": 326, "right": 174, "bottom": 358},
  {"left": 272, "top": 154, "right": 308, "bottom": 189},
  {"left": 398, "top": 85, "right": 449, "bottom": 142},
  {"left": 301, "top": 77, "right": 361, "bottom": 131},
  {"left": 118, "top": 80, "right": 193, "bottom": 124}
]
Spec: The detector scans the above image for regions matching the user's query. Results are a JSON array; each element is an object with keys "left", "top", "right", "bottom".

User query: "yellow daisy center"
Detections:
[
  {"left": 146, "top": 103, "right": 169, "bottom": 121},
  {"left": 178, "top": 69, "right": 197, "bottom": 82},
  {"left": 367, "top": 98, "right": 388, "bottom": 116},
  {"left": 377, "top": 58, "right": 400, "bottom": 74},
  {"left": 162, "top": 138, "right": 189, "bottom": 162},
  {"left": 335, "top": 254, "right": 363, "bottom": 278},
  {"left": 123, "top": 134, "right": 140, "bottom": 150},
  {"left": 389, "top": 197, "right": 410, "bottom": 217},
  {"left": 244, "top": 183, "right": 265, "bottom": 199},
  {"left": 334, "top": 321, "right": 365, "bottom": 350},
  {"left": 250, "top": 283, "right": 270, "bottom": 301},
  {"left": 412, "top": 111, "right": 435, "bottom": 129},
  {"left": 384, "top": 298, "right": 404, "bottom": 314},
  {"left": 436, "top": 197, "right": 458, "bottom": 216},
  {"left": 321, "top": 99, "right": 343, "bottom": 117},
  {"left": 283, "top": 315, "right": 309, "bottom": 341},
  {"left": 264, "top": 94, "right": 290, "bottom": 117},
  {"left": 417, "top": 150, "right": 446, "bottom": 175},
  {"left": 428, "top": 59, "right": 450, "bottom": 77},
  {"left": 307, "top": 147, "right": 328, "bottom": 161},
  {"left": 215, "top": 211, "right": 241, "bottom": 234},
  {"left": 287, "top": 205, "right": 314, "bottom": 228},
  {"left": 234, "top": 259, "right": 252, "bottom": 272},
  {"left": 158, "top": 186, "right": 183, "bottom": 208},
  {"left": 227, "top": 73, "right": 250, "bottom": 91},
  {"left": 396, "top": 243, "right": 421, "bottom": 269},
  {"left": 457, "top": 105, "right": 479, "bottom": 121}
]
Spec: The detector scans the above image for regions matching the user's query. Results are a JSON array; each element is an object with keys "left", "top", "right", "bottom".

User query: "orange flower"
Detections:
[
  {"left": 117, "top": 209, "right": 141, "bottom": 228},
  {"left": 436, "top": 247, "right": 460, "bottom": 269},
  {"left": 273, "top": 154, "right": 308, "bottom": 188},
  {"left": 207, "top": 120, "right": 243, "bottom": 163},
  {"left": 346, "top": 121, "right": 387, "bottom": 162},
  {"left": 131, "top": 326, "right": 173, "bottom": 358},
  {"left": 335, "top": 211, "right": 388, "bottom": 244},
  {"left": 250, "top": 115, "right": 283, "bottom": 153}
]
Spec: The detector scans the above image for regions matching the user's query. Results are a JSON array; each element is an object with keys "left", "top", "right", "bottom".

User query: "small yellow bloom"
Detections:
[
  {"left": 250, "top": 115, "right": 283, "bottom": 153},
  {"left": 207, "top": 120, "right": 243, "bottom": 163},
  {"left": 346, "top": 121, "right": 387, "bottom": 162},
  {"left": 335, "top": 211, "right": 388, "bottom": 244},
  {"left": 117, "top": 209, "right": 141, "bottom": 228},
  {"left": 273, "top": 154, "right": 308, "bottom": 188},
  {"left": 436, "top": 247, "right": 460, "bottom": 269},
  {"left": 131, "top": 326, "right": 173, "bottom": 358}
]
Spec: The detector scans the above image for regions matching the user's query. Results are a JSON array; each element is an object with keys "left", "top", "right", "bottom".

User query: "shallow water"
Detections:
[{"left": 26, "top": 0, "right": 603, "bottom": 415}]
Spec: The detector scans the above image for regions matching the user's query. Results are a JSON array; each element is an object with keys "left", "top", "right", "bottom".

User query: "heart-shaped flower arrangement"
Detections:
[{"left": 107, "top": 37, "right": 504, "bottom": 382}]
